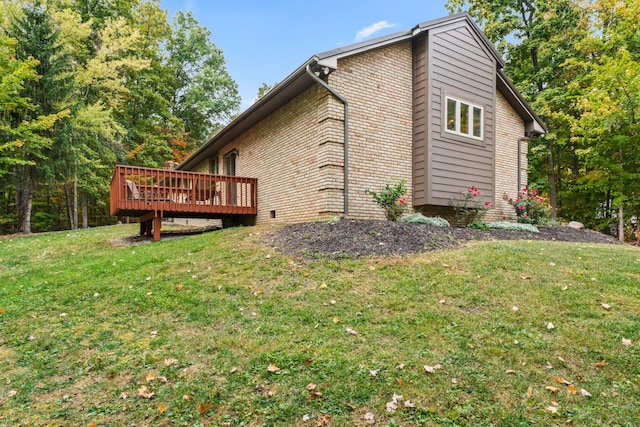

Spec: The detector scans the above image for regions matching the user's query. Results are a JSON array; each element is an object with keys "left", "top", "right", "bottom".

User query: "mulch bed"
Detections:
[{"left": 268, "top": 219, "right": 622, "bottom": 258}]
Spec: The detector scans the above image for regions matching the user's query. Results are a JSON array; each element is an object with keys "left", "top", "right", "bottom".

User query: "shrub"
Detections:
[
  {"left": 468, "top": 221, "right": 490, "bottom": 230},
  {"left": 449, "top": 185, "right": 491, "bottom": 226},
  {"left": 365, "top": 180, "right": 407, "bottom": 221},
  {"left": 503, "top": 188, "right": 550, "bottom": 224},
  {"left": 400, "top": 213, "right": 450, "bottom": 227},
  {"left": 487, "top": 221, "right": 539, "bottom": 233}
]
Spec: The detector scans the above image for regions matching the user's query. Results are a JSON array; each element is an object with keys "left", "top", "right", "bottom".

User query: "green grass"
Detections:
[{"left": 0, "top": 224, "right": 639, "bottom": 426}]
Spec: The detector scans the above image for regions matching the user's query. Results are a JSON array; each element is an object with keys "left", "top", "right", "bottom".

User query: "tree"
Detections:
[
  {"left": 3, "top": 1, "right": 70, "bottom": 233},
  {"left": 166, "top": 11, "right": 240, "bottom": 151}
]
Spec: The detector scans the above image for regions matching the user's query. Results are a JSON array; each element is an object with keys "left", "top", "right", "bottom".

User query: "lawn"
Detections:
[{"left": 0, "top": 224, "right": 639, "bottom": 426}]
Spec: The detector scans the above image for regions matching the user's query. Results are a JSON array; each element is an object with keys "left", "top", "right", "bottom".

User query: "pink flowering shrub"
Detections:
[
  {"left": 449, "top": 185, "right": 492, "bottom": 226},
  {"left": 503, "top": 187, "right": 550, "bottom": 224},
  {"left": 365, "top": 180, "right": 408, "bottom": 221}
]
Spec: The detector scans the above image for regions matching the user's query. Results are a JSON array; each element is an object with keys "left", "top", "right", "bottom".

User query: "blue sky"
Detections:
[{"left": 159, "top": 1, "right": 452, "bottom": 111}]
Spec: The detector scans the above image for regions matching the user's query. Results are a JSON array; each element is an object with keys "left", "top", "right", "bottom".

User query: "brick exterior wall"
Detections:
[
  {"left": 489, "top": 90, "right": 527, "bottom": 222},
  {"left": 193, "top": 85, "right": 337, "bottom": 224},
  {"left": 328, "top": 41, "right": 414, "bottom": 220},
  {"left": 190, "top": 43, "right": 526, "bottom": 225}
]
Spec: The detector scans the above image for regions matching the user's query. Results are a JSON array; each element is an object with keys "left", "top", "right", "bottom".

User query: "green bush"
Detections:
[
  {"left": 449, "top": 185, "right": 491, "bottom": 226},
  {"left": 468, "top": 221, "right": 490, "bottom": 230},
  {"left": 400, "top": 213, "right": 450, "bottom": 227},
  {"left": 365, "top": 180, "right": 407, "bottom": 221},
  {"left": 487, "top": 221, "right": 539, "bottom": 233}
]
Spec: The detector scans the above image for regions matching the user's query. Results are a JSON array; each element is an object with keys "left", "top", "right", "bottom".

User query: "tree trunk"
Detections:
[
  {"left": 547, "top": 139, "right": 558, "bottom": 220},
  {"left": 82, "top": 190, "right": 88, "bottom": 229},
  {"left": 14, "top": 166, "right": 32, "bottom": 234},
  {"left": 72, "top": 164, "right": 78, "bottom": 230},
  {"left": 64, "top": 181, "right": 77, "bottom": 230},
  {"left": 618, "top": 204, "right": 624, "bottom": 242}
]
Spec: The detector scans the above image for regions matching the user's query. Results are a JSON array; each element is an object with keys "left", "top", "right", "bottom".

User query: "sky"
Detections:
[{"left": 159, "top": 0, "right": 452, "bottom": 111}]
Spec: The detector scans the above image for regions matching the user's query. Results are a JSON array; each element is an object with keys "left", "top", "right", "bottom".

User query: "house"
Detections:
[{"left": 176, "top": 12, "right": 546, "bottom": 225}]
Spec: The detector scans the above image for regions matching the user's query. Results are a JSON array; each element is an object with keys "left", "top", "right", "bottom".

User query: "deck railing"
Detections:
[{"left": 110, "top": 165, "right": 257, "bottom": 217}]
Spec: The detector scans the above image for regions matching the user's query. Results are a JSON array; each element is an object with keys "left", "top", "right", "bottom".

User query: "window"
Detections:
[
  {"left": 445, "top": 96, "right": 483, "bottom": 140},
  {"left": 209, "top": 155, "right": 219, "bottom": 174},
  {"left": 224, "top": 149, "right": 237, "bottom": 176}
]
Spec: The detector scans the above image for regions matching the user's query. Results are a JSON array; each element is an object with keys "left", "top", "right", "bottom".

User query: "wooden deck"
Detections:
[{"left": 110, "top": 165, "right": 257, "bottom": 241}]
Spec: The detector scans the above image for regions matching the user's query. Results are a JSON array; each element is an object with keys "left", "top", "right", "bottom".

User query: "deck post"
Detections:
[
  {"left": 139, "top": 221, "right": 145, "bottom": 236},
  {"left": 153, "top": 214, "right": 162, "bottom": 242}
]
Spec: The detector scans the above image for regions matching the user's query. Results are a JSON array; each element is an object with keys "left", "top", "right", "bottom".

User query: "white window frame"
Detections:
[{"left": 445, "top": 96, "right": 484, "bottom": 140}]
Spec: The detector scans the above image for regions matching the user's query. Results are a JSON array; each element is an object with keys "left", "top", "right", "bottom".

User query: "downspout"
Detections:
[{"left": 305, "top": 64, "right": 349, "bottom": 218}]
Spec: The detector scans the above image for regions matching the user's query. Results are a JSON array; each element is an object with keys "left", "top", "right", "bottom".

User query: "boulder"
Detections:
[{"left": 568, "top": 221, "right": 584, "bottom": 230}]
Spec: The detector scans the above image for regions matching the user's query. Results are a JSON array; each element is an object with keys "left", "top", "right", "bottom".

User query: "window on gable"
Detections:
[{"left": 445, "top": 96, "right": 483, "bottom": 140}]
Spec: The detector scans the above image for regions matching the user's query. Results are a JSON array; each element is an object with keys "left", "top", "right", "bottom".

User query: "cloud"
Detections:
[{"left": 354, "top": 21, "right": 397, "bottom": 42}]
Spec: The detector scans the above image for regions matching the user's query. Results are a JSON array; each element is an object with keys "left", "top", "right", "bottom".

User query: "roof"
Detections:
[{"left": 178, "top": 13, "right": 546, "bottom": 171}]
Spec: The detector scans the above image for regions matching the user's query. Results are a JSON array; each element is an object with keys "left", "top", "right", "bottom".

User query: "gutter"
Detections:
[{"left": 305, "top": 64, "right": 350, "bottom": 218}]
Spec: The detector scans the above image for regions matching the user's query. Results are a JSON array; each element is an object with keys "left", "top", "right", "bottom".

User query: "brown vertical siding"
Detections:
[
  {"left": 412, "top": 34, "right": 428, "bottom": 206},
  {"left": 427, "top": 22, "right": 496, "bottom": 206}
]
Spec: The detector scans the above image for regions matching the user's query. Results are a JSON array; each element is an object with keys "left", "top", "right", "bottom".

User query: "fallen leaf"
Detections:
[
  {"left": 521, "top": 275, "right": 532, "bottom": 280},
  {"left": 345, "top": 327, "right": 358, "bottom": 335},
  {"left": 396, "top": 378, "right": 404, "bottom": 385},
  {"left": 545, "top": 405, "right": 558, "bottom": 414},
  {"left": 196, "top": 403, "right": 212, "bottom": 415},
  {"left": 182, "top": 395, "right": 192, "bottom": 401},
  {"left": 230, "top": 367, "right": 238, "bottom": 373},
  {"left": 566, "top": 384, "right": 577, "bottom": 394},
  {"left": 151, "top": 330, "right": 158, "bottom": 337},
  {"left": 302, "top": 414, "right": 311, "bottom": 422},
  {"left": 556, "top": 377, "right": 571, "bottom": 385},
  {"left": 404, "top": 400, "right": 416, "bottom": 408},
  {"left": 332, "top": 316, "right": 340, "bottom": 323},
  {"left": 307, "top": 383, "right": 317, "bottom": 391},
  {"left": 364, "top": 412, "right": 376, "bottom": 425},
  {"left": 267, "top": 363, "right": 279, "bottom": 372},
  {"left": 177, "top": 284, "right": 183, "bottom": 290},
  {"left": 622, "top": 338, "right": 632, "bottom": 347},
  {"left": 424, "top": 364, "right": 441, "bottom": 373},
  {"left": 601, "top": 303, "right": 611, "bottom": 310},
  {"left": 561, "top": 286, "right": 569, "bottom": 291},
  {"left": 451, "top": 377, "right": 458, "bottom": 384},
  {"left": 145, "top": 371, "right": 156, "bottom": 382},
  {"left": 158, "top": 404, "right": 167, "bottom": 413},
  {"left": 164, "top": 358, "right": 178, "bottom": 366},
  {"left": 120, "top": 392, "right": 128, "bottom": 399},
  {"left": 0, "top": 308, "right": 4, "bottom": 314},
  {"left": 549, "top": 262, "right": 556, "bottom": 266},
  {"left": 580, "top": 388, "right": 592, "bottom": 397},
  {"left": 512, "top": 306, "right": 519, "bottom": 311},
  {"left": 505, "top": 369, "right": 516, "bottom": 375},
  {"left": 547, "top": 322, "right": 555, "bottom": 330},
  {"left": 527, "top": 387, "right": 533, "bottom": 398},
  {"left": 267, "top": 388, "right": 277, "bottom": 396},
  {"left": 596, "top": 360, "right": 607, "bottom": 367},
  {"left": 385, "top": 401, "right": 398, "bottom": 413},
  {"left": 545, "top": 386, "right": 560, "bottom": 393},
  {"left": 317, "top": 414, "right": 331, "bottom": 426},
  {"left": 392, "top": 393, "right": 403, "bottom": 403},
  {"left": 397, "top": 363, "right": 405, "bottom": 369},
  {"left": 7, "top": 390, "right": 17, "bottom": 397},
  {"left": 557, "top": 356, "right": 566, "bottom": 363},
  {"left": 330, "top": 300, "right": 336, "bottom": 305},
  {"left": 370, "top": 369, "right": 379, "bottom": 377},
  {"left": 138, "top": 385, "right": 154, "bottom": 399},
  {"left": 546, "top": 361, "right": 554, "bottom": 370},
  {"left": 59, "top": 313, "right": 68, "bottom": 317}
]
